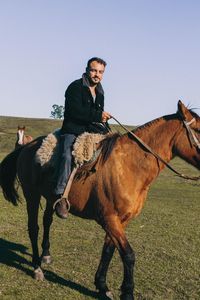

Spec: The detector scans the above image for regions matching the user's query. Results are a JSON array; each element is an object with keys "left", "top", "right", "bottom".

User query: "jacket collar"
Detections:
[{"left": 82, "top": 73, "right": 104, "bottom": 95}]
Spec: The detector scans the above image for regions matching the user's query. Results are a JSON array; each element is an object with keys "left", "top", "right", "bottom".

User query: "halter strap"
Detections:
[
  {"left": 185, "top": 117, "right": 195, "bottom": 126},
  {"left": 183, "top": 118, "right": 200, "bottom": 150}
]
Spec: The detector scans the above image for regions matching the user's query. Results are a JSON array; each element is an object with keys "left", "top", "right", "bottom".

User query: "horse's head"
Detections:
[
  {"left": 18, "top": 125, "right": 25, "bottom": 130},
  {"left": 174, "top": 100, "right": 200, "bottom": 169},
  {"left": 17, "top": 126, "right": 25, "bottom": 145}
]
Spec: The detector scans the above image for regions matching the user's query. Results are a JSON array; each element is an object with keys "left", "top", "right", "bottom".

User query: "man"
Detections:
[{"left": 54, "top": 57, "right": 111, "bottom": 219}]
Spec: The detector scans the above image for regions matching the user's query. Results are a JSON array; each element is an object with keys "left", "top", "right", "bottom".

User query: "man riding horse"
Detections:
[{"left": 54, "top": 57, "right": 111, "bottom": 219}]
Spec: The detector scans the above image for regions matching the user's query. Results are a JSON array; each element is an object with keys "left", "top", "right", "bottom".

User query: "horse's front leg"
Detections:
[
  {"left": 119, "top": 240, "right": 135, "bottom": 300},
  {"left": 105, "top": 215, "right": 135, "bottom": 300},
  {"left": 95, "top": 234, "right": 115, "bottom": 299},
  {"left": 41, "top": 200, "right": 54, "bottom": 264}
]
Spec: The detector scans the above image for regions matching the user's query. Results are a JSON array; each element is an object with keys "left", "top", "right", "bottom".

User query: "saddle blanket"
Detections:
[{"left": 35, "top": 130, "right": 106, "bottom": 167}]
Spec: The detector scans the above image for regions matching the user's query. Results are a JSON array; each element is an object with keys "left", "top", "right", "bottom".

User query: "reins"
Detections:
[{"left": 110, "top": 115, "right": 200, "bottom": 181}]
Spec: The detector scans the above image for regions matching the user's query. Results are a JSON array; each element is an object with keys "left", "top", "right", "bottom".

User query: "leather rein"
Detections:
[{"left": 111, "top": 115, "right": 200, "bottom": 181}]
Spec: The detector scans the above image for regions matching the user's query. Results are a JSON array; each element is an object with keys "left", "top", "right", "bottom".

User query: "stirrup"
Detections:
[
  {"left": 53, "top": 167, "right": 78, "bottom": 213},
  {"left": 53, "top": 197, "right": 71, "bottom": 212}
]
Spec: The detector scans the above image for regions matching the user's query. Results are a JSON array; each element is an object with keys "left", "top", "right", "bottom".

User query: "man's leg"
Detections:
[{"left": 54, "top": 133, "right": 76, "bottom": 219}]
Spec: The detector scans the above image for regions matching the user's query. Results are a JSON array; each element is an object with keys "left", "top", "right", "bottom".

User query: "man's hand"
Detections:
[{"left": 102, "top": 111, "right": 111, "bottom": 123}]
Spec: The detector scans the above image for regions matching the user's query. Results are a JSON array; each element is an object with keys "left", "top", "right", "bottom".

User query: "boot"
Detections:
[{"left": 55, "top": 197, "right": 68, "bottom": 219}]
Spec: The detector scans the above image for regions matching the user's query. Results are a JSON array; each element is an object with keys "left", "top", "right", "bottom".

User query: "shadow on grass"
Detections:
[
  {"left": 44, "top": 270, "right": 110, "bottom": 299},
  {"left": 0, "top": 238, "right": 110, "bottom": 299},
  {"left": 0, "top": 237, "right": 32, "bottom": 277}
]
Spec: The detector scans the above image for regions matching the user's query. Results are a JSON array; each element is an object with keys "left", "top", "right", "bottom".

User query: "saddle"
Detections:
[
  {"left": 35, "top": 130, "right": 106, "bottom": 168},
  {"left": 35, "top": 130, "right": 109, "bottom": 214}
]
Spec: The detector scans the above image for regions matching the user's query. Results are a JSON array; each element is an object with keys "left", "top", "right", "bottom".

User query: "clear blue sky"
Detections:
[{"left": 0, "top": 0, "right": 200, "bottom": 125}]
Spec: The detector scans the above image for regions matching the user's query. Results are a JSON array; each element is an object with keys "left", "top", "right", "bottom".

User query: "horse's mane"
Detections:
[
  {"left": 133, "top": 112, "right": 186, "bottom": 134},
  {"left": 99, "top": 118, "right": 167, "bottom": 165},
  {"left": 133, "top": 108, "right": 199, "bottom": 134},
  {"left": 133, "top": 116, "right": 164, "bottom": 134},
  {"left": 100, "top": 133, "right": 121, "bottom": 164}
]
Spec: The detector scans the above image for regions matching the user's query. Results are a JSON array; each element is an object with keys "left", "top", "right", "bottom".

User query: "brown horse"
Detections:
[
  {"left": 15, "top": 126, "right": 33, "bottom": 149},
  {"left": 1, "top": 101, "right": 200, "bottom": 300}
]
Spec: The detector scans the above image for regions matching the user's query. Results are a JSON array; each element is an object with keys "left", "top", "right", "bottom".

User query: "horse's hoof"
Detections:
[
  {"left": 34, "top": 267, "right": 44, "bottom": 280},
  {"left": 41, "top": 255, "right": 52, "bottom": 264},
  {"left": 105, "top": 291, "right": 114, "bottom": 299},
  {"left": 98, "top": 290, "right": 113, "bottom": 300}
]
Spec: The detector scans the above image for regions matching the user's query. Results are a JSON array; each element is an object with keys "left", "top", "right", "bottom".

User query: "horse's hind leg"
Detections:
[
  {"left": 41, "top": 199, "right": 54, "bottom": 264},
  {"left": 24, "top": 189, "right": 44, "bottom": 280},
  {"left": 95, "top": 234, "right": 115, "bottom": 298}
]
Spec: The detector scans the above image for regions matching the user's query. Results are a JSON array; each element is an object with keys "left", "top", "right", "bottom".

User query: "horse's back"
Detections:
[{"left": 17, "top": 136, "right": 46, "bottom": 187}]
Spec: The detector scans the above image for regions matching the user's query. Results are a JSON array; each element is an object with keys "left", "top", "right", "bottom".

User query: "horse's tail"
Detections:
[{"left": 0, "top": 147, "right": 24, "bottom": 206}]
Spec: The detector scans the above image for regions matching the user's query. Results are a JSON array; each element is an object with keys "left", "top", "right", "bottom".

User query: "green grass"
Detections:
[{"left": 0, "top": 116, "right": 200, "bottom": 299}]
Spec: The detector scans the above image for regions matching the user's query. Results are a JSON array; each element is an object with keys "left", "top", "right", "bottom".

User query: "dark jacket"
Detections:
[{"left": 61, "top": 74, "right": 108, "bottom": 135}]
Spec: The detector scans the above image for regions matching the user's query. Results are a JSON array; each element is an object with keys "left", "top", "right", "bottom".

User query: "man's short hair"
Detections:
[{"left": 87, "top": 57, "right": 107, "bottom": 69}]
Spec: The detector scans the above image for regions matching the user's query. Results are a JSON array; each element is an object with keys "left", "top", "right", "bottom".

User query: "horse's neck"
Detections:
[
  {"left": 110, "top": 118, "right": 180, "bottom": 190},
  {"left": 128, "top": 118, "right": 180, "bottom": 162}
]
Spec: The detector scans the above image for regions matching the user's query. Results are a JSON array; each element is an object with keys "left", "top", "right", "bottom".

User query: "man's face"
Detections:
[{"left": 87, "top": 61, "right": 105, "bottom": 85}]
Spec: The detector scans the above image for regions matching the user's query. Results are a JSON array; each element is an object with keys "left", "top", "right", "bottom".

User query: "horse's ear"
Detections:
[
  {"left": 23, "top": 126, "right": 26, "bottom": 130},
  {"left": 177, "top": 100, "right": 192, "bottom": 121}
]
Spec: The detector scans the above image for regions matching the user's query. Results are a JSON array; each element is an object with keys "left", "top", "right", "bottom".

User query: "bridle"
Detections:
[
  {"left": 110, "top": 115, "right": 200, "bottom": 181},
  {"left": 183, "top": 118, "right": 200, "bottom": 150}
]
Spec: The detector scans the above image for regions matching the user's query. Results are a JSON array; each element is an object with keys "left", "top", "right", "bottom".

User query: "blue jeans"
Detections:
[{"left": 54, "top": 133, "right": 76, "bottom": 195}]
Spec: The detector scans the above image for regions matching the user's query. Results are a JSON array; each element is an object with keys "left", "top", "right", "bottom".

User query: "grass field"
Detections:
[{"left": 0, "top": 116, "right": 200, "bottom": 299}]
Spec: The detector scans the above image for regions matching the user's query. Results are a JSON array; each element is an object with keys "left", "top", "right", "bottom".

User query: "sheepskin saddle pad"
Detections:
[{"left": 35, "top": 130, "right": 106, "bottom": 168}]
